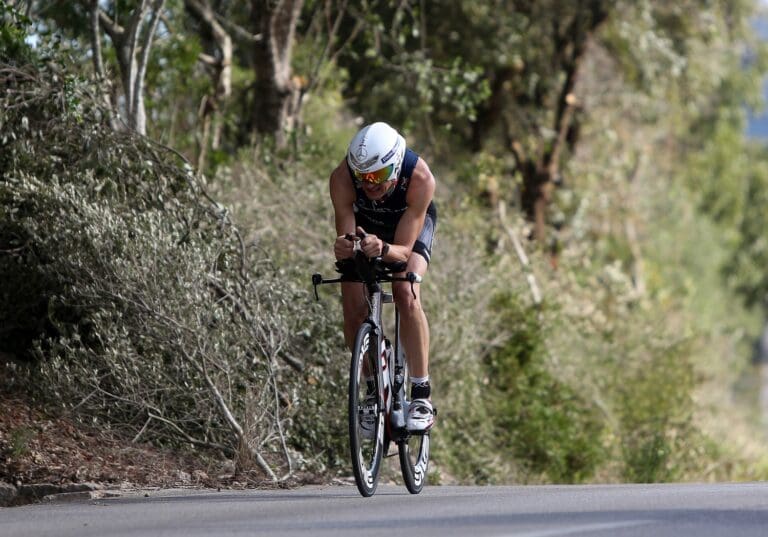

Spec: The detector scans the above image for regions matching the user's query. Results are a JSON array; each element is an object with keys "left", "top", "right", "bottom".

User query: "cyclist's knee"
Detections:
[
  {"left": 394, "top": 254, "right": 427, "bottom": 314},
  {"left": 393, "top": 282, "right": 421, "bottom": 314}
]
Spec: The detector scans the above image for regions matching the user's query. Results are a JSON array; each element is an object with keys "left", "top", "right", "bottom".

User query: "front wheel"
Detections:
[
  {"left": 349, "top": 322, "right": 384, "bottom": 497},
  {"left": 397, "top": 355, "right": 430, "bottom": 494},
  {"left": 398, "top": 429, "right": 430, "bottom": 494}
]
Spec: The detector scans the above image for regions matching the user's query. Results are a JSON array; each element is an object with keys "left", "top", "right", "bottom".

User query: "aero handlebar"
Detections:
[{"left": 312, "top": 234, "right": 422, "bottom": 300}]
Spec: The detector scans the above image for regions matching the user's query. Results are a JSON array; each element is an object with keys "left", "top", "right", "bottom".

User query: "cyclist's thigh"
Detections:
[{"left": 411, "top": 211, "right": 436, "bottom": 266}]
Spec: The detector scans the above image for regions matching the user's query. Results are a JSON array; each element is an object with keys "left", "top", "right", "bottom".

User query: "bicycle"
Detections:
[{"left": 312, "top": 232, "right": 432, "bottom": 497}]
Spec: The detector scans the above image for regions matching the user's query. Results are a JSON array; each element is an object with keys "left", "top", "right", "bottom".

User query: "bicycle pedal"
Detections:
[{"left": 381, "top": 292, "right": 393, "bottom": 303}]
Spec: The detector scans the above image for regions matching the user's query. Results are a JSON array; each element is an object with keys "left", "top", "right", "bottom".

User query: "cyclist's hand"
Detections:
[
  {"left": 334, "top": 235, "right": 355, "bottom": 260},
  {"left": 359, "top": 230, "right": 384, "bottom": 258}
]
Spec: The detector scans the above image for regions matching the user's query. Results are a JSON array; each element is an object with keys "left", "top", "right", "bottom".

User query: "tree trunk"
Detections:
[
  {"left": 95, "top": 0, "right": 166, "bottom": 135},
  {"left": 470, "top": 67, "right": 514, "bottom": 153},
  {"left": 519, "top": 164, "right": 555, "bottom": 243},
  {"left": 250, "top": 0, "right": 304, "bottom": 148},
  {"left": 519, "top": 4, "right": 608, "bottom": 245},
  {"left": 184, "top": 0, "right": 233, "bottom": 170}
]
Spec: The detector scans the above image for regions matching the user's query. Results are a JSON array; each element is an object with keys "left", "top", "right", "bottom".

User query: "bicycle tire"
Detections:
[
  {"left": 396, "top": 347, "right": 430, "bottom": 494},
  {"left": 398, "top": 433, "right": 430, "bottom": 494},
  {"left": 349, "top": 322, "right": 384, "bottom": 497}
]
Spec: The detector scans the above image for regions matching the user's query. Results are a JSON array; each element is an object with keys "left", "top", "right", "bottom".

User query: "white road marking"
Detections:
[{"left": 494, "top": 519, "right": 655, "bottom": 537}]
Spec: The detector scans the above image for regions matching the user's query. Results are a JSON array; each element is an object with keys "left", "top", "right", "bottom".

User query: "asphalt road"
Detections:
[{"left": 2, "top": 482, "right": 768, "bottom": 537}]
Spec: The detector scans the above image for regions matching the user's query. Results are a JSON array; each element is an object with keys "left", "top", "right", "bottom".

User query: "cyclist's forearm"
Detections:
[{"left": 383, "top": 242, "right": 411, "bottom": 264}]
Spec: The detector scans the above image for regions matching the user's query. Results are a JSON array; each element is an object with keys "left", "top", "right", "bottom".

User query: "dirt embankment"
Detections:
[{"left": 0, "top": 393, "right": 262, "bottom": 506}]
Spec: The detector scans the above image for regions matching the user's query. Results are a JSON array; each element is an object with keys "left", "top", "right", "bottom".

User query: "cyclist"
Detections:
[{"left": 330, "top": 122, "right": 437, "bottom": 433}]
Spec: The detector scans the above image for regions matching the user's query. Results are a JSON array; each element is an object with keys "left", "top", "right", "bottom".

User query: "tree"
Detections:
[
  {"left": 333, "top": 0, "right": 611, "bottom": 245},
  {"left": 333, "top": 0, "right": 759, "bottom": 252},
  {"left": 248, "top": 0, "right": 304, "bottom": 148},
  {"left": 92, "top": 0, "right": 167, "bottom": 135},
  {"left": 177, "top": 0, "right": 307, "bottom": 153},
  {"left": 22, "top": 0, "right": 308, "bottom": 153},
  {"left": 482, "top": 1, "right": 610, "bottom": 244},
  {"left": 184, "top": 0, "right": 232, "bottom": 169}
]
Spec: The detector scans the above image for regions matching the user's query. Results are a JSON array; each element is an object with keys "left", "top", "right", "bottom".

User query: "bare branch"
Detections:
[
  {"left": 185, "top": 0, "right": 233, "bottom": 98},
  {"left": 89, "top": 1, "right": 106, "bottom": 80},
  {"left": 191, "top": 348, "right": 279, "bottom": 482},
  {"left": 498, "top": 201, "right": 542, "bottom": 306},
  {"left": 89, "top": 0, "right": 117, "bottom": 129},
  {"left": 271, "top": 0, "right": 304, "bottom": 76},
  {"left": 133, "top": 0, "right": 165, "bottom": 133},
  {"left": 213, "top": 12, "right": 262, "bottom": 45},
  {"left": 132, "top": 415, "right": 152, "bottom": 443},
  {"left": 267, "top": 352, "right": 292, "bottom": 476},
  {"left": 97, "top": 9, "right": 124, "bottom": 42},
  {"left": 305, "top": 0, "right": 361, "bottom": 94},
  {"left": 148, "top": 412, "right": 230, "bottom": 451},
  {"left": 124, "top": 0, "right": 150, "bottom": 120}
]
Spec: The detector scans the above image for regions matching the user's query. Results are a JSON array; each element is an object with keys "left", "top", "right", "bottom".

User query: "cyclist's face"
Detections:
[{"left": 361, "top": 179, "right": 395, "bottom": 200}]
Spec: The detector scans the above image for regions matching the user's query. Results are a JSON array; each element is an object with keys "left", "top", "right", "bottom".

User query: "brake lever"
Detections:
[
  {"left": 312, "top": 273, "right": 322, "bottom": 301},
  {"left": 406, "top": 271, "right": 422, "bottom": 299}
]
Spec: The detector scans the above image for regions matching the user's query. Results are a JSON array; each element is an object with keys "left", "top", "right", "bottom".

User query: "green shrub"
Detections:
[
  {"left": 614, "top": 339, "right": 698, "bottom": 482},
  {"left": 547, "top": 241, "right": 715, "bottom": 483},
  {"left": 0, "top": 2, "right": 34, "bottom": 65},
  {"left": 484, "top": 293, "right": 606, "bottom": 483}
]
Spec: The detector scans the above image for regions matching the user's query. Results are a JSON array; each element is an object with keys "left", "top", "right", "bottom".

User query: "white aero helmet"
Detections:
[{"left": 347, "top": 122, "right": 406, "bottom": 185}]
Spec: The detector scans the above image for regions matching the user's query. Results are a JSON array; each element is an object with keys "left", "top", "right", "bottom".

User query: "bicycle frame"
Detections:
[{"left": 312, "top": 246, "right": 416, "bottom": 438}]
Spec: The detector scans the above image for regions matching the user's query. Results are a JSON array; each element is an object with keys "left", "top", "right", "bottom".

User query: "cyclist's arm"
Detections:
[
  {"left": 330, "top": 159, "right": 357, "bottom": 259},
  {"left": 387, "top": 158, "right": 435, "bottom": 264}
]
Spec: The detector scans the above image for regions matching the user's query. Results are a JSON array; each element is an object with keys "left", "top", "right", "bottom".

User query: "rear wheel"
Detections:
[{"left": 349, "top": 322, "right": 384, "bottom": 497}]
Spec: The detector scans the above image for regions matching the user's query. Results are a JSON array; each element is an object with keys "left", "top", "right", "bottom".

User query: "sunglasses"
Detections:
[{"left": 353, "top": 163, "right": 394, "bottom": 185}]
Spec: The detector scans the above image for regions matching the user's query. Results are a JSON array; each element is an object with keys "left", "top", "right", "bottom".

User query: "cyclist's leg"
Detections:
[
  {"left": 393, "top": 253, "right": 429, "bottom": 377},
  {"left": 341, "top": 281, "right": 367, "bottom": 350},
  {"left": 392, "top": 212, "right": 435, "bottom": 379},
  {"left": 394, "top": 252, "right": 435, "bottom": 432}
]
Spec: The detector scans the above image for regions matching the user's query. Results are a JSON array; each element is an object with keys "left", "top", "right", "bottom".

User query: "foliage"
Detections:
[
  {"left": 420, "top": 206, "right": 520, "bottom": 485},
  {"left": 4, "top": 0, "right": 768, "bottom": 488},
  {"left": 9, "top": 427, "right": 33, "bottom": 458},
  {"left": 484, "top": 293, "right": 606, "bottom": 483},
  {"left": 544, "top": 249, "right": 712, "bottom": 482},
  {"left": 728, "top": 156, "right": 768, "bottom": 310},
  {"left": 0, "top": 49, "right": 330, "bottom": 480},
  {"left": 545, "top": 31, "right": 766, "bottom": 481},
  {"left": 0, "top": 1, "right": 33, "bottom": 65},
  {"left": 319, "top": 0, "right": 491, "bottom": 135},
  {"left": 205, "top": 149, "right": 351, "bottom": 476}
]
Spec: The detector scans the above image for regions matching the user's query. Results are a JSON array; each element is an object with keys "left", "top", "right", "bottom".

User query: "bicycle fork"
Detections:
[{"left": 389, "top": 307, "right": 408, "bottom": 436}]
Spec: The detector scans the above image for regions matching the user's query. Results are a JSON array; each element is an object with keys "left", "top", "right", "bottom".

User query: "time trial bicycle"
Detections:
[{"left": 312, "top": 232, "right": 431, "bottom": 497}]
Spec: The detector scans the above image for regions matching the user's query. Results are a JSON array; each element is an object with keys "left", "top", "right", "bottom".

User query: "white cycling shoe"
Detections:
[{"left": 406, "top": 398, "right": 435, "bottom": 433}]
